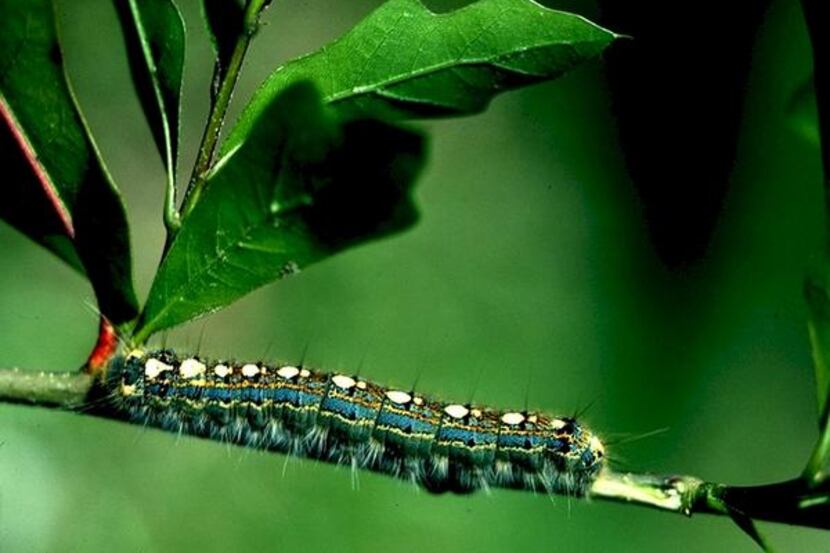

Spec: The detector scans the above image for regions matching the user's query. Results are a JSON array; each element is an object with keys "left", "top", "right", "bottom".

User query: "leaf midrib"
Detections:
[
  {"left": 141, "top": 202, "right": 307, "bottom": 337},
  {"left": 317, "top": 40, "right": 603, "bottom": 106}
]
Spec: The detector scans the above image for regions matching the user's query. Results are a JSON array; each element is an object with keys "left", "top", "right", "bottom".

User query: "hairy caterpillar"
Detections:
[{"left": 102, "top": 348, "right": 605, "bottom": 495}]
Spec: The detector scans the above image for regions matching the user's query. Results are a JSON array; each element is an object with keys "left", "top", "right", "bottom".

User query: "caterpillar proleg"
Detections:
[{"left": 103, "top": 348, "right": 605, "bottom": 495}]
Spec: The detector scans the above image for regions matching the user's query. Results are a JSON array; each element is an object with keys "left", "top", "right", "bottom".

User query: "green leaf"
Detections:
[
  {"left": 801, "top": 0, "right": 830, "bottom": 487},
  {"left": 788, "top": 76, "right": 819, "bottom": 145},
  {"left": 0, "top": 0, "right": 138, "bottom": 323},
  {"left": 115, "top": 0, "right": 185, "bottom": 179},
  {"left": 805, "top": 272, "right": 830, "bottom": 485},
  {"left": 133, "top": 82, "right": 425, "bottom": 342},
  {"left": 222, "top": 0, "right": 617, "bottom": 155},
  {"left": 800, "top": 1, "right": 827, "bottom": 165},
  {"left": 807, "top": 274, "right": 830, "bottom": 425},
  {"left": 200, "top": 0, "right": 245, "bottom": 101}
]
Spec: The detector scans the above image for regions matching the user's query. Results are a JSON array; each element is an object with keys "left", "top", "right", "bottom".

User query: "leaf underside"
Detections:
[
  {"left": 115, "top": 0, "right": 185, "bottom": 176},
  {"left": 133, "top": 82, "right": 425, "bottom": 341},
  {"left": 136, "top": 0, "right": 617, "bottom": 339},
  {"left": 0, "top": 0, "right": 138, "bottom": 323}
]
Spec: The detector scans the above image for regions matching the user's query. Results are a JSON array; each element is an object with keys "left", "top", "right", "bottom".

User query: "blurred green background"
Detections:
[{"left": 1, "top": 0, "right": 828, "bottom": 551}]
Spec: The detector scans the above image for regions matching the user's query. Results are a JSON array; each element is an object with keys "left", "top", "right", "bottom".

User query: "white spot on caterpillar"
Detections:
[
  {"left": 501, "top": 412, "right": 525, "bottom": 425},
  {"left": 385, "top": 390, "right": 412, "bottom": 405},
  {"left": 470, "top": 408, "right": 482, "bottom": 418},
  {"left": 144, "top": 359, "right": 173, "bottom": 380},
  {"left": 356, "top": 381, "right": 367, "bottom": 390},
  {"left": 526, "top": 414, "right": 538, "bottom": 424},
  {"left": 179, "top": 358, "right": 206, "bottom": 379},
  {"left": 127, "top": 349, "right": 144, "bottom": 360},
  {"left": 332, "top": 374, "right": 356, "bottom": 389},
  {"left": 444, "top": 404, "right": 469, "bottom": 419},
  {"left": 241, "top": 364, "right": 260, "bottom": 378},
  {"left": 120, "top": 383, "right": 137, "bottom": 396},
  {"left": 412, "top": 396, "right": 424, "bottom": 406},
  {"left": 213, "top": 364, "right": 232, "bottom": 378},
  {"left": 299, "top": 369, "right": 311, "bottom": 378},
  {"left": 277, "top": 366, "right": 299, "bottom": 379},
  {"left": 551, "top": 419, "right": 567, "bottom": 430}
]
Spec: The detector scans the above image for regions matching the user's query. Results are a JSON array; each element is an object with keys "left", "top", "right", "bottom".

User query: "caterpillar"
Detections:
[{"left": 102, "top": 348, "right": 605, "bottom": 495}]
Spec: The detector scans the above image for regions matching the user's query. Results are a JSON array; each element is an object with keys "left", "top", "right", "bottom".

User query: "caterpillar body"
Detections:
[{"left": 105, "top": 349, "right": 605, "bottom": 495}]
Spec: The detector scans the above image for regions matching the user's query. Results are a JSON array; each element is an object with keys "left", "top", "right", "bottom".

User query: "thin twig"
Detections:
[
  {"left": 0, "top": 367, "right": 827, "bottom": 530},
  {"left": 591, "top": 471, "right": 830, "bottom": 530},
  {"left": 163, "top": 165, "right": 180, "bottom": 236},
  {"left": 0, "top": 368, "right": 92, "bottom": 409},
  {"left": 177, "top": 0, "right": 271, "bottom": 225}
]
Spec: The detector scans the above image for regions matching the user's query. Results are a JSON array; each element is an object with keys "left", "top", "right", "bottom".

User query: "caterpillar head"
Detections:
[{"left": 546, "top": 417, "right": 605, "bottom": 475}]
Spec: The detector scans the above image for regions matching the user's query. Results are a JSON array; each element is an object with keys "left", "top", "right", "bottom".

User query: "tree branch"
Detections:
[
  {"left": 591, "top": 471, "right": 830, "bottom": 530},
  {"left": 0, "top": 368, "right": 92, "bottom": 409},
  {"left": 1, "top": 367, "right": 828, "bottom": 531}
]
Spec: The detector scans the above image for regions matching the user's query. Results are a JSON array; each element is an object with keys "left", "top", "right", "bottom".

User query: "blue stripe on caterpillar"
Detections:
[{"left": 106, "top": 349, "right": 605, "bottom": 495}]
